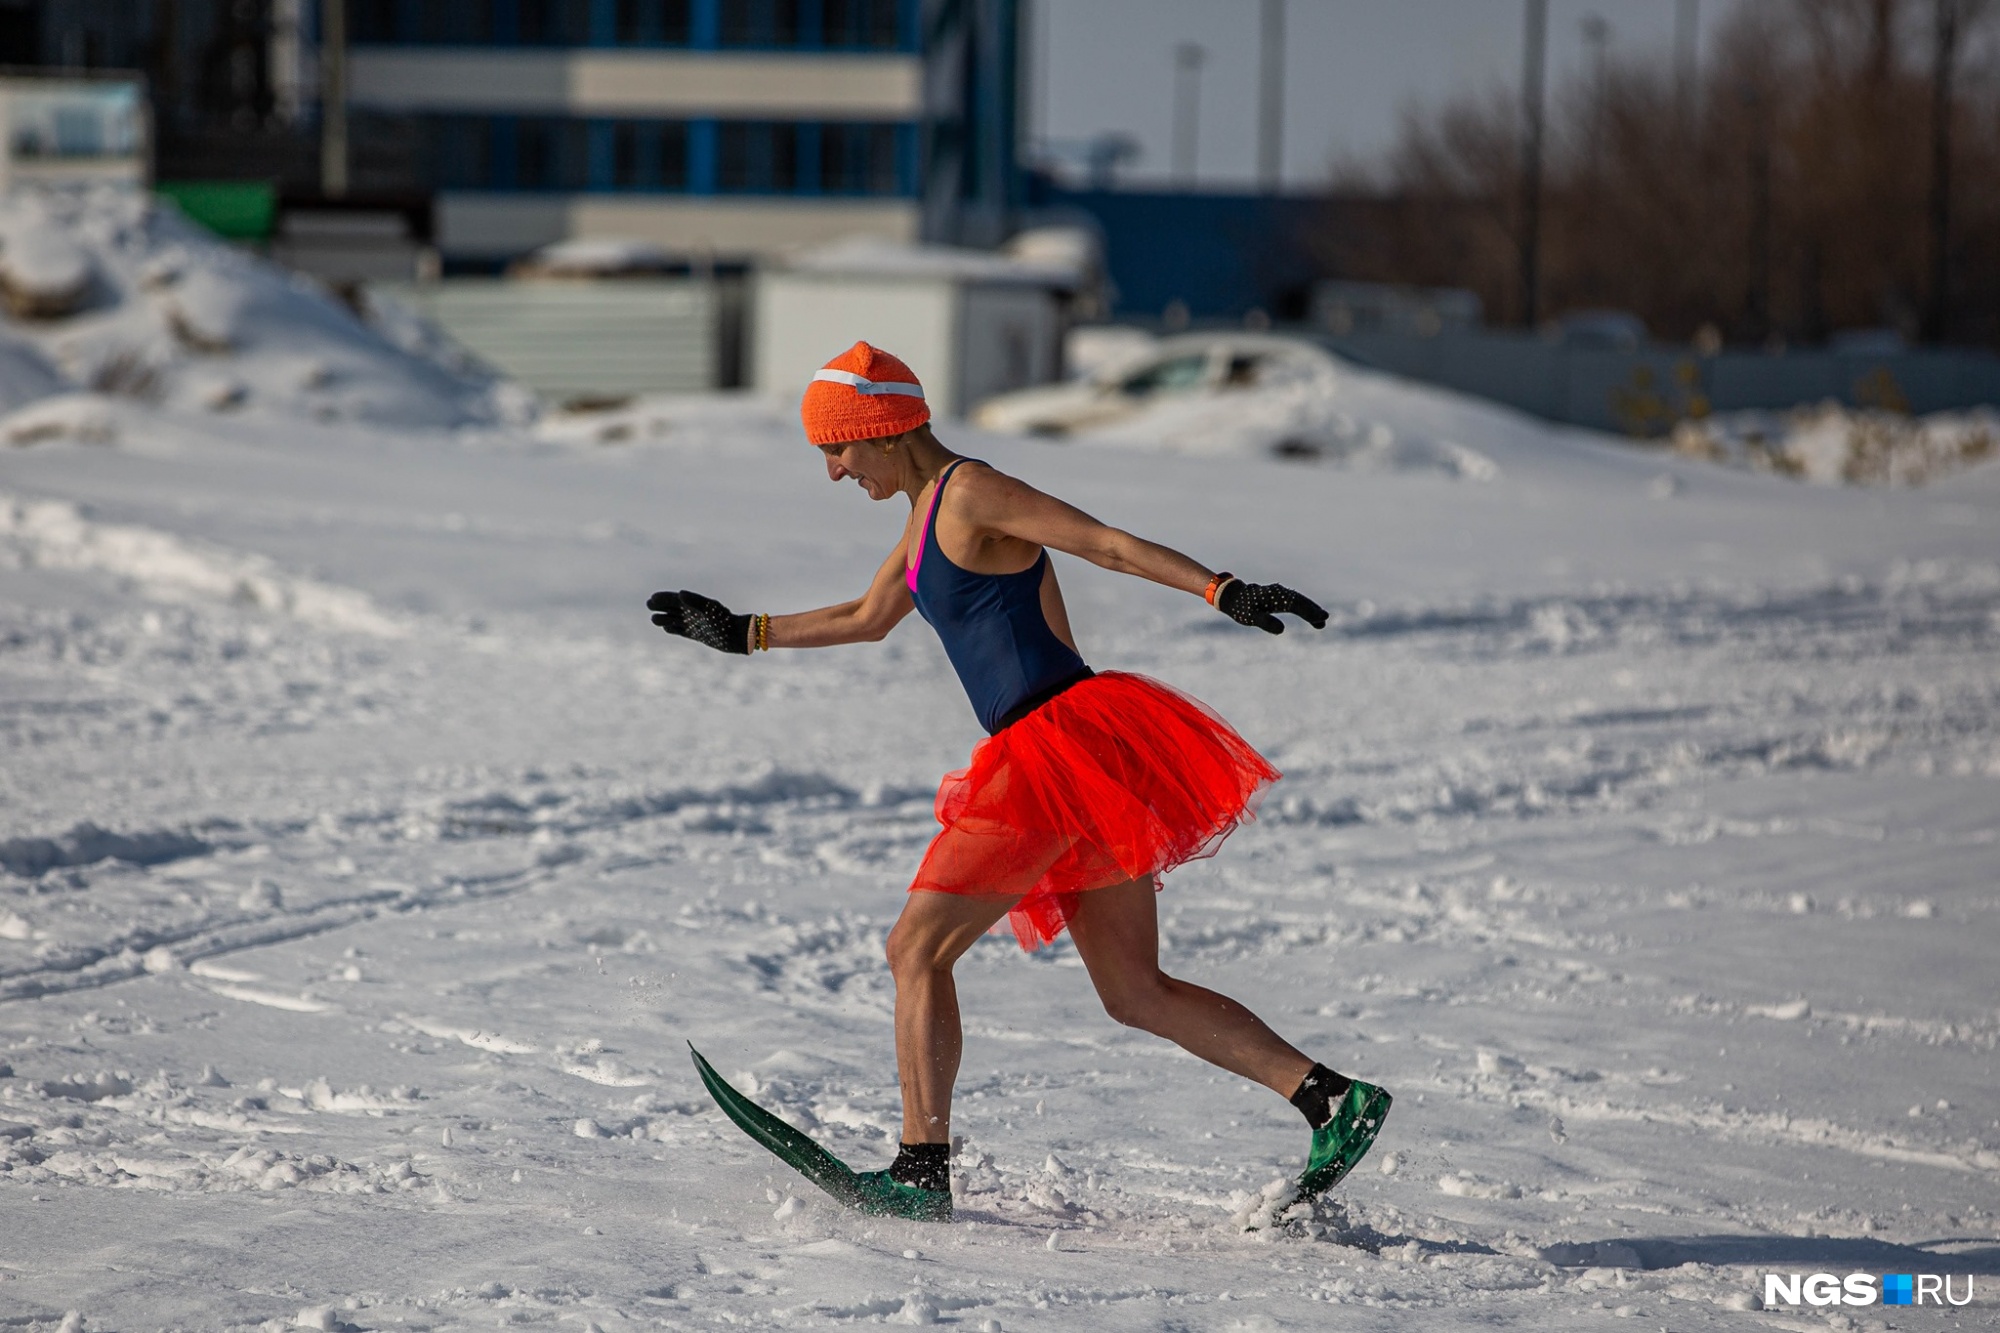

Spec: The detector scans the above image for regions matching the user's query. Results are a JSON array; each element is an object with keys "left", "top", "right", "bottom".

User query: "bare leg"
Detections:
[
  {"left": 884, "top": 890, "right": 1020, "bottom": 1144},
  {"left": 1066, "top": 878, "right": 1314, "bottom": 1097}
]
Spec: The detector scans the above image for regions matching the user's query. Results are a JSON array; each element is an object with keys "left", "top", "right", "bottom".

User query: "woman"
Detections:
[{"left": 649, "top": 342, "right": 1389, "bottom": 1222}]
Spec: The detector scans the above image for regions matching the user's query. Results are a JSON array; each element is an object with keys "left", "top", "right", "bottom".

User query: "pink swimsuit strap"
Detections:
[{"left": 906, "top": 459, "right": 970, "bottom": 594}]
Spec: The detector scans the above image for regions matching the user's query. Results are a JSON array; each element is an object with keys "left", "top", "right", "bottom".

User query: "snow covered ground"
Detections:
[{"left": 3, "top": 201, "right": 1998, "bottom": 1331}]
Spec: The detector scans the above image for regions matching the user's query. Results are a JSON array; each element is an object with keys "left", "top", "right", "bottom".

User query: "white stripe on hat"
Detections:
[{"left": 812, "top": 368, "right": 925, "bottom": 399}]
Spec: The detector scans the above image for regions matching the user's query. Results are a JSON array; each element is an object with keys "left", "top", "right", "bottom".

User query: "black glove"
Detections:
[
  {"left": 647, "top": 589, "right": 752, "bottom": 655},
  {"left": 1216, "top": 578, "right": 1329, "bottom": 635}
]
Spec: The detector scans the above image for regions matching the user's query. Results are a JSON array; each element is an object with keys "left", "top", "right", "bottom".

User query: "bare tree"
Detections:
[{"left": 1321, "top": 0, "right": 2000, "bottom": 347}]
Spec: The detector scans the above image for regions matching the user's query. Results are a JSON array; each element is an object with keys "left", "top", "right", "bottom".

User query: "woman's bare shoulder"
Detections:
[{"left": 946, "top": 459, "right": 1041, "bottom": 507}]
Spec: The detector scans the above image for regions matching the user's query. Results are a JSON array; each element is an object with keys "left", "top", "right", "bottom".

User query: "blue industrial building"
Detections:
[
  {"left": 1027, "top": 182, "right": 1334, "bottom": 323},
  {"left": 11, "top": 0, "right": 1023, "bottom": 266},
  {"left": 343, "top": 0, "right": 1021, "bottom": 263}
]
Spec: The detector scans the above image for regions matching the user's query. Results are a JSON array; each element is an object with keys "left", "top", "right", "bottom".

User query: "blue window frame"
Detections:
[
  {"left": 819, "top": 121, "right": 898, "bottom": 195},
  {"left": 349, "top": 0, "right": 400, "bottom": 42},
  {"left": 716, "top": 120, "right": 800, "bottom": 192},
  {"left": 433, "top": 116, "right": 493, "bottom": 189},
  {"left": 819, "top": 0, "right": 903, "bottom": 50},
  {"left": 425, "top": 113, "right": 911, "bottom": 196},
  {"left": 609, "top": 119, "right": 692, "bottom": 189},
  {"left": 718, "top": 0, "right": 799, "bottom": 47},
  {"left": 615, "top": 0, "right": 695, "bottom": 44},
  {"left": 419, "top": 1, "right": 497, "bottom": 41},
  {"left": 514, "top": 116, "right": 593, "bottom": 190},
  {"left": 895, "top": 120, "right": 919, "bottom": 196},
  {"left": 516, "top": 0, "right": 596, "bottom": 44},
  {"left": 353, "top": 0, "right": 915, "bottom": 49}
]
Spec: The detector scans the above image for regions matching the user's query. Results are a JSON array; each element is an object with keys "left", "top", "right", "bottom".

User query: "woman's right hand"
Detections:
[{"left": 648, "top": 590, "right": 752, "bottom": 654}]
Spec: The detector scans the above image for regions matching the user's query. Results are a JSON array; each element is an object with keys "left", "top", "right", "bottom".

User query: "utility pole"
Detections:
[
  {"left": 1581, "top": 13, "right": 1609, "bottom": 174},
  {"left": 1257, "top": 0, "right": 1285, "bottom": 192},
  {"left": 1674, "top": 0, "right": 1699, "bottom": 130},
  {"left": 1518, "top": 0, "right": 1547, "bottom": 328},
  {"left": 1028, "top": 0, "right": 1051, "bottom": 179},
  {"left": 1924, "top": 0, "right": 1960, "bottom": 344},
  {"left": 320, "top": 0, "right": 348, "bottom": 197},
  {"left": 1742, "top": 82, "right": 1771, "bottom": 342},
  {"left": 1172, "top": 42, "right": 1205, "bottom": 187}
]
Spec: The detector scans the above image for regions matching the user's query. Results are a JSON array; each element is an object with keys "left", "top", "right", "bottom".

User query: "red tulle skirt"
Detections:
[{"left": 908, "top": 671, "right": 1280, "bottom": 951}]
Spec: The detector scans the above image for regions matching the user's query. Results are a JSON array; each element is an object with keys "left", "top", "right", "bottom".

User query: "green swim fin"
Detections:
[{"left": 688, "top": 1044, "right": 953, "bottom": 1223}]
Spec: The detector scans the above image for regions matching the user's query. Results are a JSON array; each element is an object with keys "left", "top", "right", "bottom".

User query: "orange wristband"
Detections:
[{"left": 1204, "top": 572, "right": 1235, "bottom": 606}]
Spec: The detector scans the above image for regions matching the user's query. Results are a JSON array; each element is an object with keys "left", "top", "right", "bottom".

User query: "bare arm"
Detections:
[
  {"left": 765, "top": 542, "right": 916, "bottom": 649},
  {"left": 939, "top": 464, "right": 1326, "bottom": 633},
  {"left": 952, "top": 466, "right": 1215, "bottom": 596}
]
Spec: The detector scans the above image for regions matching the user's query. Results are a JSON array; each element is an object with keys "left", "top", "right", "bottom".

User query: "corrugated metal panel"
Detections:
[
  {"left": 382, "top": 278, "right": 717, "bottom": 399},
  {"left": 1324, "top": 331, "right": 2000, "bottom": 434}
]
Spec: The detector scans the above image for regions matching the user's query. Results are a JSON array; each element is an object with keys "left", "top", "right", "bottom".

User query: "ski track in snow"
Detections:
[{"left": 3, "top": 408, "right": 1999, "bottom": 1329}]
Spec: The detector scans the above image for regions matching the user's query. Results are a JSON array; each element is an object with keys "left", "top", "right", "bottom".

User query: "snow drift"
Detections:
[
  {"left": 1672, "top": 401, "right": 2000, "bottom": 486},
  {"left": 0, "top": 185, "right": 521, "bottom": 435}
]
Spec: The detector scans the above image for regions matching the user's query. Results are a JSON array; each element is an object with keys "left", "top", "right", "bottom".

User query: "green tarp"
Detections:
[{"left": 156, "top": 180, "right": 277, "bottom": 240}]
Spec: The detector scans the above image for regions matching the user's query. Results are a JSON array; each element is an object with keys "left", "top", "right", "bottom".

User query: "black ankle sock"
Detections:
[
  {"left": 888, "top": 1141, "right": 950, "bottom": 1192},
  {"left": 1290, "top": 1063, "right": 1353, "bottom": 1130}
]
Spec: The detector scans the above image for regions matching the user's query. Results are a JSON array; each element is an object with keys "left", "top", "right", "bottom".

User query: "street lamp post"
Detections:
[
  {"left": 1674, "top": 0, "right": 1700, "bottom": 132},
  {"left": 320, "top": 0, "right": 348, "bottom": 198},
  {"left": 1257, "top": 0, "right": 1285, "bottom": 192},
  {"left": 1172, "top": 42, "right": 1205, "bottom": 187},
  {"left": 1518, "top": 0, "right": 1548, "bottom": 328},
  {"left": 1925, "top": 0, "right": 1961, "bottom": 344}
]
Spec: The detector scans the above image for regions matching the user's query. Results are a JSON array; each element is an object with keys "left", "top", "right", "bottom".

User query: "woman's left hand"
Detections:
[{"left": 1217, "top": 580, "right": 1329, "bottom": 634}]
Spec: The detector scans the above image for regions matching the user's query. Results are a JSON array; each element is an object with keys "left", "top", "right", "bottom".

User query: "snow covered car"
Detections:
[
  {"left": 970, "top": 333, "right": 1338, "bottom": 438},
  {"left": 968, "top": 330, "right": 1499, "bottom": 478}
]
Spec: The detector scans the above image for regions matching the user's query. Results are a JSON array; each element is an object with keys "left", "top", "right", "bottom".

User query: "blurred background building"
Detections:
[
  {"left": 5, "top": 0, "right": 1023, "bottom": 270},
  {"left": 5, "top": 0, "right": 1996, "bottom": 421}
]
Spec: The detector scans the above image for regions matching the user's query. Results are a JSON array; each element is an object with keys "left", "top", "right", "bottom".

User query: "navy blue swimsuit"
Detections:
[{"left": 906, "top": 460, "right": 1092, "bottom": 734}]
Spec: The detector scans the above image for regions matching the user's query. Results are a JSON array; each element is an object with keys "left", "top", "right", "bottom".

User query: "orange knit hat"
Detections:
[{"left": 800, "top": 341, "right": 931, "bottom": 446}]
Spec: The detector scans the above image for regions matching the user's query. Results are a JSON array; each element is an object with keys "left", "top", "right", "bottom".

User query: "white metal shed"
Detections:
[{"left": 753, "top": 238, "right": 1077, "bottom": 419}]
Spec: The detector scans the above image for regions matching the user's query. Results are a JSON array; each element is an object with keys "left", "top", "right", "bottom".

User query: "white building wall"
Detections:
[
  {"left": 349, "top": 49, "right": 922, "bottom": 116},
  {"left": 567, "top": 197, "right": 919, "bottom": 257},
  {"left": 439, "top": 196, "right": 920, "bottom": 262}
]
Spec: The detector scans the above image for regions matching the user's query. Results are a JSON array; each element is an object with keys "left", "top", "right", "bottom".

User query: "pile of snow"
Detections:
[
  {"left": 1671, "top": 402, "right": 2000, "bottom": 486},
  {"left": 785, "top": 235, "right": 1083, "bottom": 289},
  {"left": 1087, "top": 359, "right": 1503, "bottom": 480},
  {"left": 0, "top": 184, "right": 523, "bottom": 436},
  {"left": 0, "top": 491, "right": 404, "bottom": 635},
  {"left": 0, "top": 326, "right": 65, "bottom": 413},
  {"left": 992, "top": 330, "right": 1504, "bottom": 479},
  {"left": 355, "top": 285, "right": 537, "bottom": 419},
  {"left": 0, "top": 200, "right": 94, "bottom": 317},
  {"left": 515, "top": 237, "right": 677, "bottom": 277},
  {"left": 1064, "top": 324, "right": 1155, "bottom": 380},
  {"left": 1003, "top": 225, "right": 1111, "bottom": 315},
  {"left": 535, "top": 390, "right": 794, "bottom": 449},
  {"left": 0, "top": 392, "right": 117, "bottom": 446},
  {"left": 1000, "top": 225, "right": 1099, "bottom": 277}
]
